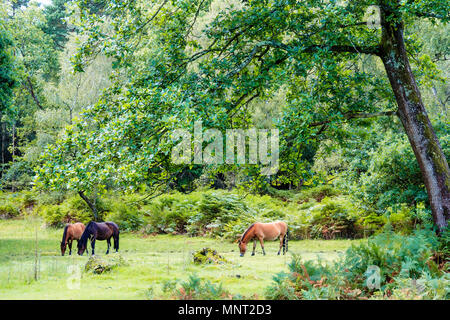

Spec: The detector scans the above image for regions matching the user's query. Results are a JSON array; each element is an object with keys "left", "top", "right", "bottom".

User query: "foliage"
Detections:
[
  {"left": 104, "top": 201, "right": 144, "bottom": 232},
  {"left": 0, "top": 190, "right": 36, "bottom": 218},
  {"left": 290, "top": 185, "right": 341, "bottom": 203},
  {"left": 0, "top": 201, "right": 20, "bottom": 219},
  {"left": 336, "top": 123, "right": 449, "bottom": 215},
  {"left": 2, "top": 188, "right": 432, "bottom": 241},
  {"left": 265, "top": 228, "right": 449, "bottom": 300},
  {"left": 84, "top": 253, "right": 127, "bottom": 274},
  {"left": 142, "top": 193, "right": 201, "bottom": 234},
  {"left": 307, "top": 196, "right": 359, "bottom": 239},
  {"left": 192, "top": 248, "right": 229, "bottom": 265},
  {"left": 0, "top": 20, "right": 16, "bottom": 113},
  {"left": 0, "top": 0, "right": 447, "bottom": 240},
  {"left": 37, "top": 193, "right": 106, "bottom": 226},
  {"left": 42, "top": 0, "right": 73, "bottom": 50},
  {"left": 173, "top": 274, "right": 235, "bottom": 300},
  {"left": 264, "top": 272, "right": 299, "bottom": 300},
  {"left": 34, "top": 0, "right": 449, "bottom": 228}
]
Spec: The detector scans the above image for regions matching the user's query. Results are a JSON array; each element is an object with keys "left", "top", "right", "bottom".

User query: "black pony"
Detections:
[{"left": 77, "top": 221, "right": 120, "bottom": 255}]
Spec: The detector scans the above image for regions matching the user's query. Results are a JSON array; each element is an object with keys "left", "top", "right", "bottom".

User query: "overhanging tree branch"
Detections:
[{"left": 309, "top": 110, "right": 396, "bottom": 127}]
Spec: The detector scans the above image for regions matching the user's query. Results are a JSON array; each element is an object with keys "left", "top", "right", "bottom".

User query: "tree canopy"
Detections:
[{"left": 1, "top": 0, "right": 447, "bottom": 231}]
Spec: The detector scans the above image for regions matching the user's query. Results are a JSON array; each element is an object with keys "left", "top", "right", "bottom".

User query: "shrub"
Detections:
[
  {"left": 265, "top": 272, "right": 299, "bottom": 300},
  {"left": 84, "top": 253, "right": 127, "bottom": 274},
  {"left": 105, "top": 202, "right": 144, "bottom": 232},
  {"left": 194, "top": 192, "right": 256, "bottom": 237},
  {"left": 349, "top": 132, "right": 434, "bottom": 213},
  {"left": 173, "top": 275, "right": 234, "bottom": 300},
  {"left": 265, "top": 228, "right": 446, "bottom": 300},
  {"left": 143, "top": 194, "right": 198, "bottom": 234},
  {"left": 355, "top": 212, "right": 385, "bottom": 237},
  {"left": 0, "top": 191, "right": 37, "bottom": 218},
  {"left": 192, "top": 248, "right": 229, "bottom": 265},
  {"left": 292, "top": 185, "right": 341, "bottom": 203},
  {"left": 383, "top": 204, "right": 415, "bottom": 234},
  {"left": 0, "top": 202, "right": 21, "bottom": 219},
  {"left": 38, "top": 195, "right": 101, "bottom": 226},
  {"left": 305, "top": 197, "right": 361, "bottom": 239},
  {"left": 37, "top": 204, "right": 64, "bottom": 226}
]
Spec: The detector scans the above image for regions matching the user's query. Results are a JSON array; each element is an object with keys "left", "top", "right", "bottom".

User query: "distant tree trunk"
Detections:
[
  {"left": 11, "top": 121, "right": 15, "bottom": 192},
  {"left": 380, "top": 12, "right": 449, "bottom": 232},
  {"left": 78, "top": 191, "right": 99, "bottom": 221},
  {"left": 1, "top": 122, "right": 6, "bottom": 167},
  {"left": 0, "top": 121, "right": 4, "bottom": 166}
]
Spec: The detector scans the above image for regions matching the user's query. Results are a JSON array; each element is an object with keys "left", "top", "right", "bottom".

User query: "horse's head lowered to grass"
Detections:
[{"left": 238, "top": 222, "right": 288, "bottom": 257}]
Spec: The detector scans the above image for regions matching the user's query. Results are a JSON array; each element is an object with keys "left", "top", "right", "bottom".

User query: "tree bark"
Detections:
[
  {"left": 379, "top": 13, "right": 450, "bottom": 232},
  {"left": 1, "top": 122, "right": 6, "bottom": 167},
  {"left": 0, "top": 121, "right": 4, "bottom": 167},
  {"left": 78, "top": 191, "right": 99, "bottom": 221}
]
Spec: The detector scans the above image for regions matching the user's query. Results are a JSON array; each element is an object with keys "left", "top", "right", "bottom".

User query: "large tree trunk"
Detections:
[{"left": 380, "top": 14, "right": 449, "bottom": 232}]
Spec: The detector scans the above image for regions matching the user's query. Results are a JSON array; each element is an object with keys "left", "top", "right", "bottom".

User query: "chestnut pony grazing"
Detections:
[
  {"left": 61, "top": 222, "right": 86, "bottom": 256},
  {"left": 238, "top": 221, "right": 288, "bottom": 257},
  {"left": 77, "top": 221, "right": 119, "bottom": 256}
]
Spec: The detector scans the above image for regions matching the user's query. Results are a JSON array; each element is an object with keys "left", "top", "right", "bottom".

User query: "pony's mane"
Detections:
[
  {"left": 79, "top": 221, "right": 95, "bottom": 245},
  {"left": 240, "top": 223, "right": 255, "bottom": 242},
  {"left": 61, "top": 225, "right": 69, "bottom": 244}
]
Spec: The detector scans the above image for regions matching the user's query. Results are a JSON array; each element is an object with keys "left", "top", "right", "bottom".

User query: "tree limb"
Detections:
[
  {"left": 309, "top": 110, "right": 396, "bottom": 127},
  {"left": 24, "top": 77, "right": 43, "bottom": 110}
]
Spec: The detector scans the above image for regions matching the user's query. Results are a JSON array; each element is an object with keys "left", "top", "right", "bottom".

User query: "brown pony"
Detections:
[
  {"left": 61, "top": 222, "right": 86, "bottom": 256},
  {"left": 238, "top": 221, "right": 289, "bottom": 257}
]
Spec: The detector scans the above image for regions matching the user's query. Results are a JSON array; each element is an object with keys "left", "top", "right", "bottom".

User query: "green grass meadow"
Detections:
[{"left": 0, "top": 217, "right": 363, "bottom": 299}]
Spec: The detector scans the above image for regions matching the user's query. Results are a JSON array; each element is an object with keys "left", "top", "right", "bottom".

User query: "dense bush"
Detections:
[
  {"left": 0, "top": 191, "right": 38, "bottom": 218},
  {"left": 307, "top": 197, "right": 359, "bottom": 239},
  {"left": 265, "top": 228, "right": 449, "bottom": 300},
  {"left": 291, "top": 185, "right": 341, "bottom": 203},
  {"left": 0, "top": 202, "right": 21, "bottom": 219},
  {"left": 341, "top": 129, "right": 449, "bottom": 214},
  {"left": 104, "top": 202, "right": 144, "bottom": 232},
  {"left": 171, "top": 274, "right": 237, "bottom": 300},
  {"left": 190, "top": 193, "right": 256, "bottom": 237},
  {"left": 84, "top": 253, "right": 127, "bottom": 274},
  {"left": 0, "top": 188, "right": 433, "bottom": 240},
  {"left": 142, "top": 193, "right": 201, "bottom": 234},
  {"left": 37, "top": 194, "right": 106, "bottom": 226},
  {"left": 192, "top": 248, "right": 229, "bottom": 265}
]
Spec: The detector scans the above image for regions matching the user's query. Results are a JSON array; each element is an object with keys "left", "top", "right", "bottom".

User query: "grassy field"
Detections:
[{"left": 0, "top": 217, "right": 363, "bottom": 299}]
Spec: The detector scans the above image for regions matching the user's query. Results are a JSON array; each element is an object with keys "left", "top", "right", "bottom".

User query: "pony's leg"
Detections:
[
  {"left": 91, "top": 238, "right": 96, "bottom": 255},
  {"left": 251, "top": 240, "right": 256, "bottom": 256},
  {"left": 285, "top": 231, "right": 289, "bottom": 253},
  {"left": 114, "top": 235, "right": 119, "bottom": 252},
  {"left": 278, "top": 236, "right": 284, "bottom": 255},
  {"left": 283, "top": 232, "right": 289, "bottom": 254},
  {"left": 106, "top": 238, "right": 111, "bottom": 254},
  {"left": 258, "top": 237, "right": 266, "bottom": 255},
  {"left": 68, "top": 239, "right": 73, "bottom": 255}
]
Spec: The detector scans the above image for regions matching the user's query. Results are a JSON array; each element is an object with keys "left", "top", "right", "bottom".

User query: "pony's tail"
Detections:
[
  {"left": 61, "top": 225, "right": 69, "bottom": 244},
  {"left": 284, "top": 228, "right": 289, "bottom": 253}
]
